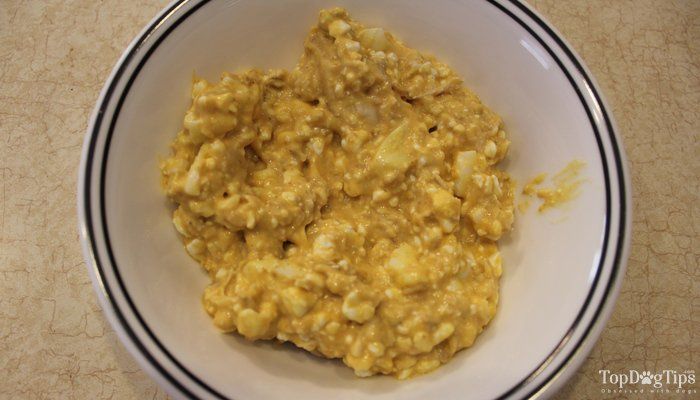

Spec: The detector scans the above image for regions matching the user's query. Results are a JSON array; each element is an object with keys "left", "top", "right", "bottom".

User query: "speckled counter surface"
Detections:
[{"left": 0, "top": 1, "right": 697, "bottom": 398}]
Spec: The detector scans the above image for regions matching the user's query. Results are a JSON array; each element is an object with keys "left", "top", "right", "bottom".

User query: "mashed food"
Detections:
[{"left": 160, "top": 8, "right": 514, "bottom": 379}]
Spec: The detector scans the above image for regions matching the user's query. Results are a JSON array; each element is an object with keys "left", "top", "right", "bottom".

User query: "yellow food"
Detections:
[
  {"left": 522, "top": 160, "right": 586, "bottom": 212},
  {"left": 160, "top": 7, "right": 514, "bottom": 379}
]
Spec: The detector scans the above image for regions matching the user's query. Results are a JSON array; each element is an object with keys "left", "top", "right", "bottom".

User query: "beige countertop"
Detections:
[{"left": 0, "top": 1, "right": 697, "bottom": 398}]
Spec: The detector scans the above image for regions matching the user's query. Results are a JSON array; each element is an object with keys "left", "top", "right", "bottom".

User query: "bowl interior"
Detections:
[{"left": 102, "top": 0, "right": 606, "bottom": 398}]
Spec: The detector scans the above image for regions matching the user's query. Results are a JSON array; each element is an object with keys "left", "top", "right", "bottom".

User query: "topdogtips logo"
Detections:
[{"left": 598, "top": 369, "right": 696, "bottom": 395}]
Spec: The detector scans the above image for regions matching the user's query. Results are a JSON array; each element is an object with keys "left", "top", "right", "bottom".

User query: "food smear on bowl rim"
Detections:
[
  {"left": 160, "top": 7, "right": 514, "bottom": 379},
  {"left": 520, "top": 160, "right": 586, "bottom": 213}
]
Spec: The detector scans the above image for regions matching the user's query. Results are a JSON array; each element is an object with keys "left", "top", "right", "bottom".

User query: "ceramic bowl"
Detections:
[{"left": 78, "top": 0, "right": 631, "bottom": 398}]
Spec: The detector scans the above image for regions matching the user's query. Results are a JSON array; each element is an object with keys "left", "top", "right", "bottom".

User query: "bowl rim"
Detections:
[{"left": 77, "top": 0, "right": 632, "bottom": 399}]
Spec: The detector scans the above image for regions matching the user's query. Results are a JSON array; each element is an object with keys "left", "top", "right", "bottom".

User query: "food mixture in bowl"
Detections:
[{"left": 160, "top": 8, "right": 514, "bottom": 379}]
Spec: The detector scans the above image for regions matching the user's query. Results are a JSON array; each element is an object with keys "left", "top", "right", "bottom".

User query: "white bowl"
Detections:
[{"left": 78, "top": 0, "right": 631, "bottom": 399}]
